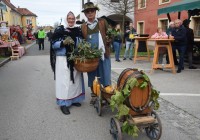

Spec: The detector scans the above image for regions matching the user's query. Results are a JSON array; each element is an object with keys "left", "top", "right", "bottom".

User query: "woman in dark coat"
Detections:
[{"left": 51, "top": 11, "right": 85, "bottom": 115}]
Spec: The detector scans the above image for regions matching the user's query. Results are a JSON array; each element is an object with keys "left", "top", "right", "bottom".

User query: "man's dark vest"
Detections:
[{"left": 81, "top": 18, "right": 110, "bottom": 57}]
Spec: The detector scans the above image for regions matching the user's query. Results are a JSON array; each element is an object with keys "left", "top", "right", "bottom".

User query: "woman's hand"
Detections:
[{"left": 63, "top": 36, "right": 74, "bottom": 46}]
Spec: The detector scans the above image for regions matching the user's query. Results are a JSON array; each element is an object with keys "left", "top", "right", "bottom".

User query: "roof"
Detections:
[
  {"left": 1, "top": 0, "right": 37, "bottom": 17},
  {"left": 158, "top": 0, "right": 200, "bottom": 15},
  {"left": 1, "top": 0, "right": 20, "bottom": 14},
  {"left": 17, "top": 8, "right": 37, "bottom": 17}
]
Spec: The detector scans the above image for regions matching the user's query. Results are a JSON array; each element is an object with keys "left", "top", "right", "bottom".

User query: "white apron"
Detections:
[{"left": 55, "top": 56, "right": 82, "bottom": 99}]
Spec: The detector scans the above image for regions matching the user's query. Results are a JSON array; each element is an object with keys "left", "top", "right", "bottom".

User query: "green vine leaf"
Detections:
[
  {"left": 109, "top": 73, "right": 160, "bottom": 138},
  {"left": 122, "top": 121, "right": 139, "bottom": 137},
  {"left": 142, "top": 74, "right": 150, "bottom": 82},
  {"left": 140, "top": 81, "right": 148, "bottom": 89},
  {"left": 110, "top": 90, "right": 125, "bottom": 112},
  {"left": 117, "top": 104, "right": 129, "bottom": 119},
  {"left": 129, "top": 78, "right": 139, "bottom": 88},
  {"left": 122, "top": 86, "right": 130, "bottom": 96},
  {"left": 151, "top": 88, "right": 160, "bottom": 110}
]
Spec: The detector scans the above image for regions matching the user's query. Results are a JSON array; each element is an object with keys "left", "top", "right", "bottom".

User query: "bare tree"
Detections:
[{"left": 99, "top": 0, "right": 135, "bottom": 32}]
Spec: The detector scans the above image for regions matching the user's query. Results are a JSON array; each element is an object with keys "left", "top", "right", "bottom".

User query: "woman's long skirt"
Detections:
[{"left": 55, "top": 56, "right": 85, "bottom": 106}]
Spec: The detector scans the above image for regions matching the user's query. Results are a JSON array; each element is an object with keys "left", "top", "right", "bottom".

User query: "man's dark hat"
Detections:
[
  {"left": 82, "top": 2, "right": 99, "bottom": 12},
  {"left": 183, "top": 19, "right": 191, "bottom": 26}
]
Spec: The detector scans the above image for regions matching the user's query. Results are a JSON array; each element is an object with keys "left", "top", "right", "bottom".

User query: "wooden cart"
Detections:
[{"left": 92, "top": 68, "right": 162, "bottom": 140}]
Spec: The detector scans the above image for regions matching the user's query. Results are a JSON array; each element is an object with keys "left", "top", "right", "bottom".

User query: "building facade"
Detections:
[
  {"left": 134, "top": 0, "right": 200, "bottom": 37},
  {"left": 0, "top": 0, "right": 37, "bottom": 31}
]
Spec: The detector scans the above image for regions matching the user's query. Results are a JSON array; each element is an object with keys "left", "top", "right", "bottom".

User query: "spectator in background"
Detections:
[
  {"left": 182, "top": 19, "right": 197, "bottom": 69},
  {"left": 26, "top": 30, "right": 33, "bottom": 40},
  {"left": 151, "top": 27, "right": 168, "bottom": 65},
  {"left": 34, "top": 31, "right": 38, "bottom": 44},
  {"left": 166, "top": 21, "right": 175, "bottom": 64},
  {"left": 171, "top": 19, "right": 187, "bottom": 73},
  {"left": 113, "top": 24, "right": 123, "bottom": 62},
  {"left": 47, "top": 30, "right": 53, "bottom": 42},
  {"left": 16, "top": 28, "right": 23, "bottom": 44},
  {"left": 11, "top": 28, "right": 18, "bottom": 40},
  {"left": 123, "top": 22, "right": 137, "bottom": 60},
  {"left": 166, "top": 21, "right": 175, "bottom": 36},
  {"left": 37, "top": 28, "right": 46, "bottom": 50}
]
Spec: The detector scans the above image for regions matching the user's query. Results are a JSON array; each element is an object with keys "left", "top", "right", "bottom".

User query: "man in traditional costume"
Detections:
[
  {"left": 51, "top": 12, "right": 85, "bottom": 115},
  {"left": 81, "top": 2, "right": 112, "bottom": 104}
]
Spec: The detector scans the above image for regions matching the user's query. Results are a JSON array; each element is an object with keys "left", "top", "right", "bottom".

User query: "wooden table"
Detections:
[
  {"left": 133, "top": 37, "right": 150, "bottom": 63},
  {"left": 148, "top": 38, "right": 176, "bottom": 74},
  {"left": 0, "top": 41, "right": 25, "bottom": 57}
]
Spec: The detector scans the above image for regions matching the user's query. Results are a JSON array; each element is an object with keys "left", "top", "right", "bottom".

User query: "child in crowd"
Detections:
[{"left": 151, "top": 27, "right": 168, "bottom": 64}]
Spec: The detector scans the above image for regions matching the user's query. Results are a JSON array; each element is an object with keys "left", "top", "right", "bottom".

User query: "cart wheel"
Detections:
[
  {"left": 145, "top": 111, "right": 162, "bottom": 140},
  {"left": 110, "top": 117, "right": 122, "bottom": 140},
  {"left": 95, "top": 91, "right": 102, "bottom": 116}
]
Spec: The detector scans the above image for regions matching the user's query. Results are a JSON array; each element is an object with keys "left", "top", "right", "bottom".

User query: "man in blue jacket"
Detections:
[{"left": 171, "top": 19, "right": 187, "bottom": 73}]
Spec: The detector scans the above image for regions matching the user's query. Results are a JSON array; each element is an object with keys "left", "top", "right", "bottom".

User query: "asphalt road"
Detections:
[{"left": 0, "top": 40, "right": 200, "bottom": 140}]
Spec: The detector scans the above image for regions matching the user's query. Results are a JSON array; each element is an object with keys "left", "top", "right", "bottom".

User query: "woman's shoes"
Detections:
[
  {"left": 72, "top": 103, "right": 81, "bottom": 107},
  {"left": 60, "top": 106, "right": 70, "bottom": 115}
]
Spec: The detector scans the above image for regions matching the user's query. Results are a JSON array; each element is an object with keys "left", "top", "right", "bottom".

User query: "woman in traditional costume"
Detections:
[{"left": 51, "top": 12, "right": 85, "bottom": 115}]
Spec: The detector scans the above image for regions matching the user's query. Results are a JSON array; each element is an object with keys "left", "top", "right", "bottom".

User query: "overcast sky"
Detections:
[{"left": 11, "top": 0, "right": 81, "bottom": 26}]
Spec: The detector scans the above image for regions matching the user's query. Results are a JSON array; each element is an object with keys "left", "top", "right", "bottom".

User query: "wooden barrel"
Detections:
[{"left": 117, "top": 68, "right": 151, "bottom": 113}]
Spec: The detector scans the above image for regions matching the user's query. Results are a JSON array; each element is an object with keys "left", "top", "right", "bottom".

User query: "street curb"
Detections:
[
  {"left": 0, "top": 57, "right": 10, "bottom": 67},
  {"left": 22, "top": 41, "right": 36, "bottom": 50},
  {"left": 0, "top": 41, "right": 36, "bottom": 67}
]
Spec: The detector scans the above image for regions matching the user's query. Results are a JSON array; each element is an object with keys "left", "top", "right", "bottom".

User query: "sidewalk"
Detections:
[{"left": 0, "top": 41, "right": 36, "bottom": 67}]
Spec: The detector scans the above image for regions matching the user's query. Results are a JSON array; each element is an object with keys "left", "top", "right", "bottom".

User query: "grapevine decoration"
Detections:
[{"left": 110, "top": 73, "right": 160, "bottom": 138}]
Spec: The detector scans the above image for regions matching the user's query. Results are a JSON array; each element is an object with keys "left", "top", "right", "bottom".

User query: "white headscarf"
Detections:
[{"left": 65, "top": 11, "right": 76, "bottom": 28}]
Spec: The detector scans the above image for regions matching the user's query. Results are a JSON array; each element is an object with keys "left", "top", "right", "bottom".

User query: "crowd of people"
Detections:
[
  {"left": 48, "top": 2, "right": 198, "bottom": 115},
  {"left": 151, "top": 19, "right": 197, "bottom": 73}
]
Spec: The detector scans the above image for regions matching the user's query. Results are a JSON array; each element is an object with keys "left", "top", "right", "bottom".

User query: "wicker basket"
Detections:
[{"left": 74, "top": 58, "right": 99, "bottom": 72}]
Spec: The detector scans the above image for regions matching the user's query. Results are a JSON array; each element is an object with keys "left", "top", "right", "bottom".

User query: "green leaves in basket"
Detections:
[{"left": 69, "top": 40, "right": 102, "bottom": 62}]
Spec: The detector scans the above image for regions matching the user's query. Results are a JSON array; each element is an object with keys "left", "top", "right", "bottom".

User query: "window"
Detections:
[
  {"left": 159, "top": 0, "right": 170, "bottom": 5},
  {"left": 160, "top": 19, "right": 168, "bottom": 32},
  {"left": 137, "top": 22, "right": 144, "bottom": 34},
  {"left": 111, "top": 0, "right": 119, "bottom": 2},
  {"left": 26, "top": 19, "right": 31, "bottom": 25},
  {"left": 162, "top": 0, "right": 169, "bottom": 2},
  {"left": 138, "top": 0, "right": 146, "bottom": 9},
  {"left": 194, "top": 18, "right": 200, "bottom": 37}
]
